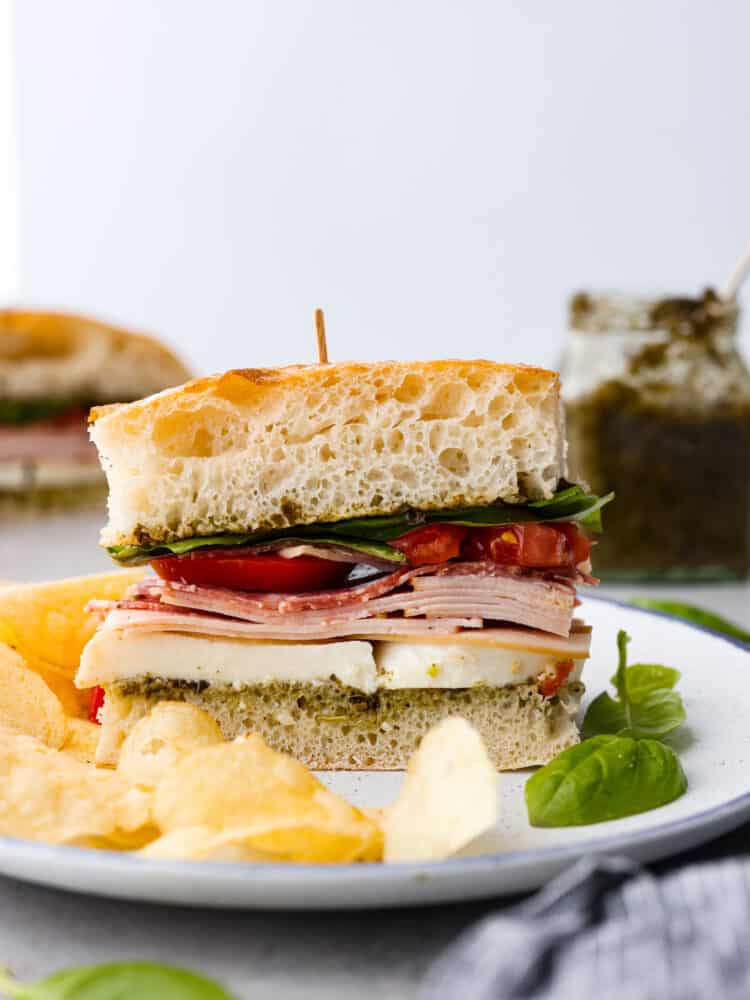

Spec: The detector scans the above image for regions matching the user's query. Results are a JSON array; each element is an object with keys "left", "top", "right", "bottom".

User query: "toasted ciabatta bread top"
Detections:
[
  {"left": 91, "top": 360, "right": 566, "bottom": 547},
  {"left": 0, "top": 310, "right": 191, "bottom": 403}
]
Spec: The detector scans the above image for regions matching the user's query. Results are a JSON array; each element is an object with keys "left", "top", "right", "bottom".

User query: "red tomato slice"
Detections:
[
  {"left": 462, "top": 525, "right": 522, "bottom": 564},
  {"left": 462, "top": 523, "right": 587, "bottom": 568},
  {"left": 88, "top": 685, "right": 105, "bottom": 724},
  {"left": 151, "top": 550, "right": 352, "bottom": 593},
  {"left": 52, "top": 407, "right": 89, "bottom": 428},
  {"left": 391, "top": 524, "right": 469, "bottom": 567},
  {"left": 558, "top": 522, "right": 593, "bottom": 565},
  {"left": 518, "top": 523, "right": 570, "bottom": 566},
  {"left": 538, "top": 659, "right": 575, "bottom": 698}
]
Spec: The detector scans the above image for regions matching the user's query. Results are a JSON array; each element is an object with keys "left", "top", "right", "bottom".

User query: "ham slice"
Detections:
[
  {"left": 98, "top": 606, "right": 483, "bottom": 641},
  {"left": 92, "top": 605, "right": 591, "bottom": 656},
  {"left": 115, "top": 560, "right": 576, "bottom": 637},
  {"left": 130, "top": 566, "right": 431, "bottom": 613},
  {"left": 0, "top": 412, "right": 96, "bottom": 464}
]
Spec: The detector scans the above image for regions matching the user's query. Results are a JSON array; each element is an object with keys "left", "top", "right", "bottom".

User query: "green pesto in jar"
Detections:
[{"left": 562, "top": 290, "right": 750, "bottom": 580}]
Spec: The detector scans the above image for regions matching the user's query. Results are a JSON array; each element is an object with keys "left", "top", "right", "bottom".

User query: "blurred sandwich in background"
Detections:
[{"left": 0, "top": 310, "right": 190, "bottom": 513}]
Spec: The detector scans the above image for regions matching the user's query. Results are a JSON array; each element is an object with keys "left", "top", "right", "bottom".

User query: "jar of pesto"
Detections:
[{"left": 560, "top": 289, "right": 750, "bottom": 580}]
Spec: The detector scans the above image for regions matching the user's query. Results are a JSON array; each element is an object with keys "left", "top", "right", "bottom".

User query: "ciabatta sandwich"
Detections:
[
  {"left": 0, "top": 310, "right": 191, "bottom": 511},
  {"left": 77, "top": 360, "right": 609, "bottom": 768}
]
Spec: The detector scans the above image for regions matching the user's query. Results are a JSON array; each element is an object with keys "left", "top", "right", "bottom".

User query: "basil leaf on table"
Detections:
[
  {"left": 0, "top": 961, "right": 234, "bottom": 1000},
  {"left": 630, "top": 598, "right": 750, "bottom": 646},
  {"left": 525, "top": 734, "right": 688, "bottom": 827},
  {"left": 582, "top": 631, "right": 685, "bottom": 741}
]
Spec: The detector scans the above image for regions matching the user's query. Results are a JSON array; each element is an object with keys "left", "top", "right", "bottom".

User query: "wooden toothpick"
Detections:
[
  {"left": 315, "top": 308, "right": 329, "bottom": 364},
  {"left": 720, "top": 240, "right": 750, "bottom": 301}
]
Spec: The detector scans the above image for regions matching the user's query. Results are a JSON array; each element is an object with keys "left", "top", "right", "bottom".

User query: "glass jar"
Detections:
[{"left": 560, "top": 289, "right": 750, "bottom": 580}]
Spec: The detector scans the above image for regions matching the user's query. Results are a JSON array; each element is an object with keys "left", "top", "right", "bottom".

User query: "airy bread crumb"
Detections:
[{"left": 91, "top": 359, "right": 566, "bottom": 546}]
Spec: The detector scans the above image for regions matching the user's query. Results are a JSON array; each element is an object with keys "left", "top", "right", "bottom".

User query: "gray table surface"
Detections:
[{"left": 1, "top": 512, "right": 749, "bottom": 999}]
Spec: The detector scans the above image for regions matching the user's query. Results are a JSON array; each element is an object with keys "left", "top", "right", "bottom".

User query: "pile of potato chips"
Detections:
[{"left": 0, "top": 572, "right": 499, "bottom": 864}]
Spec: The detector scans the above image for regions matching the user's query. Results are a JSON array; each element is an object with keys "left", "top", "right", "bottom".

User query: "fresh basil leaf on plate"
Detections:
[
  {"left": 0, "top": 960, "right": 234, "bottom": 1000},
  {"left": 630, "top": 599, "right": 750, "bottom": 646},
  {"left": 525, "top": 734, "right": 688, "bottom": 827},
  {"left": 623, "top": 688, "right": 686, "bottom": 739},
  {"left": 582, "top": 631, "right": 686, "bottom": 741},
  {"left": 583, "top": 688, "right": 686, "bottom": 741},
  {"left": 528, "top": 629, "right": 690, "bottom": 827},
  {"left": 579, "top": 691, "right": 628, "bottom": 739},
  {"left": 621, "top": 663, "right": 680, "bottom": 702}
]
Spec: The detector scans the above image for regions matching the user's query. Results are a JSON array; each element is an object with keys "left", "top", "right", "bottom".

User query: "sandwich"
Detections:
[
  {"left": 76, "top": 360, "right": 610, "bottom": 769},
  {"left": 0, "top": 309, "right": 191, "bottom": 511}
]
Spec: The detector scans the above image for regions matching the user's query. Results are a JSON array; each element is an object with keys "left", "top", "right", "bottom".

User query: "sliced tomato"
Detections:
[
  {"left": 462, "top": 522, "right": 588, "bottom": 568},
  {"left": 151, "top": 549, "right": 351, "bottom": 593},
  {"left": 88, "top": 685, "right": 105, "bottom": 724},
  {"left": 538, "top": 659, "right": 575, "bottom": 698},
  {"left": 391, "top": 524, "right": 469, "bottom": 567},
  {"left": 517, "top": 524, "right": 570, "bottom": 566},
  {"left": 52, "top": 407, "right": 89, "bottom": 428},
  {"left": 558, "top": 522, "right": 593, "bottom": 565},
  {"left": 461, "top": 525, "right": 520, "bottom": 564},
  {"left": 151, "top": 521, "right": 592, "bottom": 590}
]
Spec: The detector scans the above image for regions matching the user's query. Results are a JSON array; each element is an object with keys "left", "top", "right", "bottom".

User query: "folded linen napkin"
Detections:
[{"left": 421, "top": 856, "right": 750, "bottom": 1000}]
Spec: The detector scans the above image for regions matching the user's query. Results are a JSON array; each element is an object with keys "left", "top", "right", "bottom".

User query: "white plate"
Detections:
[{"left": 0, "top": 595, "right": 748, "bottom": 909}]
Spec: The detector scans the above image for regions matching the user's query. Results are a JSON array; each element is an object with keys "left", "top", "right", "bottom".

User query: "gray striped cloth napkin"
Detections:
[{"left": 421, "top": 856, "right": 750, "bottom": 1000}]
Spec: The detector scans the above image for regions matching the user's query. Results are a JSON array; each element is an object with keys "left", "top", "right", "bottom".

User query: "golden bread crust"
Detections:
[
  {"left": 90, "top": 360, "right": 557, "bottom": 423},
  {"left": 0, "top": 309, "right": 190, "bottom": 377}
]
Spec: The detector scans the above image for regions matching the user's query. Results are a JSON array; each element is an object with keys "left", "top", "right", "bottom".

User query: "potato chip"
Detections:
[
  {"left": 63, "top": 831, "right": 158, "bottom": 852},
  {"left": 235, "top": 808, "right": 383, "bottom": 863},
  {"left": 31, "top": 664, "right": 90, "bottom": 717},
  {"left": 154, "top": 735, "right": 382, "bottom": 862},
  {"left": 0, "top": 569, "right": 145, "bottom": 686},
  {"left": 0, "top": 728, "right": 154, "bottom": 847},
  {"left": 117, "top": 702, "right": 223, "bottom": 789},
  {"left": 0, "top": 644, "right": 65, "bottom": 748},
  {"left": 62, "top": 717, "right": 101, "bottom": 765},
  {"left": 383, "top": 717, "right": 498, "bottom": 862},
  {"left": 139, "top": 827, "right": 282, "bottom": 862},
  {"left": 141, "top": 814, "right": 377, "bottom": 864},
  {"left": 154, "top": 733, "right": 317, "bottom": 828}
]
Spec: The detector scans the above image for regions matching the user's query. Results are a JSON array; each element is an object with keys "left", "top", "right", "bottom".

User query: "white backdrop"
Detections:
[{"left": 8, "top": 0, "right": 750, "bottom": 375}]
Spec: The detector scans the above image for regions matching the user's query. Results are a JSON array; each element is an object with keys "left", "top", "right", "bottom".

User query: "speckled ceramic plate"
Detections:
[{"left": 0, "top": 595, "right": 748, "bottom": 909}]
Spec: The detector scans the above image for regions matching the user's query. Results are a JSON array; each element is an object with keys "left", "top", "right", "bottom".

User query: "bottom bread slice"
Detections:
[{"left": 96, "top": 677, "right": 585, "bottom": 770}]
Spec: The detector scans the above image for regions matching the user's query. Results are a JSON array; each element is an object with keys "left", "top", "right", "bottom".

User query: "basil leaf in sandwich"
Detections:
[
  {"left": 109, "top": 536, "right": 407, "bottom": 566},
  {"left": 311, "top": 485, "right": 612, "bottom": 538},
  {"left": 0, "top": 397, "right": 82, "bottom": 426},
  {"left": 108, "top": 484, "right": 612, "bottom": 565}
]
